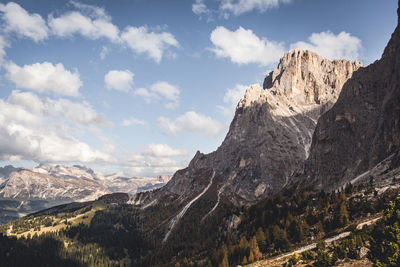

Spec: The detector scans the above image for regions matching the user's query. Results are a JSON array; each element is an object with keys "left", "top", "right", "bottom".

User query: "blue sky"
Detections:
[{"left": 0, "top": 0, "right": 397, "bottom": 177}]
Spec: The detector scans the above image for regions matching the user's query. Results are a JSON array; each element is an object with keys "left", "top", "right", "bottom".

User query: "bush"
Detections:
[
  {"left": 314, "top": 251, "right": 334, "bottom": 267},
  {"left": 301, "top": 250, "right": 316, "bottom": 262}
]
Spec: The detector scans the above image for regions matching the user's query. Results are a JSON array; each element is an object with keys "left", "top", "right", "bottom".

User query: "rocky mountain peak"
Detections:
[
  {"left": 264, "top": 48, "right": 362, "bottom": 112},
  {"left": 238, "top": 49, "right": 362, "bottom": 125}
]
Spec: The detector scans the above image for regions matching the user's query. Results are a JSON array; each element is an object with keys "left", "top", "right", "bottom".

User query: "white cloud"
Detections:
[
  {"left": 50, "top": 3, "right": 179, "bottom": 63},
  {"left": 133, "top": 88, "right": 153, "bottom": 103},
  {"left": 220, "top": 0, "right": 291, "bottom": 17},
  {"left": 120, "top": 26, "right": 179, "bottom": 63},
  {"left": 192, "top": 0, "right": 292, "bottom": 19},
  {"left": 52, "top": 98, "right": 111, "bottom": 127},
  {"left": 5, "top": 61, "right": 82, "bottom": 97},
  {"left": 48, "top": 11, "right": 119, "bottom": 42},
  {"left": 210, "top": 26, "right": 285, "bottom": 66},
  {"left": 0, "top": 2, "right": 178, "bottom": 64},
  {"left": 290, "top": 31, "right": 362, "bottom": 61},
  {"left": 192, "top": 0, "right": 210, "bottom": 16},
  {"left": 69, "top": 1, "right": 109, "bottom": 20},
  {"left": 143, "top": 144, "right": 187, "bottom": 157},
  {"left": 100, "top": 46, "right": 109, "bottom": 59},
  {"left": 7, "top": 90, "right": 110, "bottom": 128},
  {"left": 121, "top": 160, "right": 182, "bottom": 177},
  {"left": 104, "top": 69, "right": 134, "bottom": 92},
  {"left": 159, "top": 111, "right": 225, "bottom": 137},
  {"left": 122, "top": 117, "right": 146, "bottom": 127},
  {"left": 117, "top": 144, "right": 190, "bottom": 177},
  {"left": 158, "top": 117, "right": 181, "bottom": 135},
  {"left": 134, "top": 81, "right": 180, "bottom": 109},
  {"left": 0, "top": 90, "right": 113, "bottom": 163},
  {"left": 217, "top": 84, "right": 247, "bottom": 117},
  {"left": 150, "top": 81, "right": 180, "bottom": 109},
  {"left": 0, "top": 2, "right": 49, "bottom": 42},
  {"left": 0, "top": 35, "right": 8, "bottom": 64}
]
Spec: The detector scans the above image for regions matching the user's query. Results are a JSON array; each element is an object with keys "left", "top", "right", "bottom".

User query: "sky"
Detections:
[{"left": 0, "top": 0, "right": 397, "bottom": 177}]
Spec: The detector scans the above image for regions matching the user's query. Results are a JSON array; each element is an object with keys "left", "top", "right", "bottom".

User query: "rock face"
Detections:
[
  {"left": 295, "top": 2, "right": 400, "bottom": 191},
  {"left": 137, "top": 49, "right": 362, "bottom": 206}
]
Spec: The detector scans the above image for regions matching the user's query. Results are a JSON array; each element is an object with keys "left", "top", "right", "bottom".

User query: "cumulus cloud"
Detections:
[
  {"left": 7, "top": 90, "right": 110, "bottom": 128},
  {"left": 158, "top": 111, "right": 225, "bottom": 137},
  {"left": 121, "top": 117, "right": 146, "bottom": 127},
  {"left": 220, "top": 0, "right": 291, "bottom": 17},
  {"left": 120, "top": 26, "right": 179, "bottom": 63},
  {"left": 122, "top": 156, "right": 182, "bottom": 177},
  {"left": 48, "top": 10, "right": 119, "bottom": 42},
  {"left": 143, "top": 144, "right": 187, "bottom": 157},
  {"left": 0, "top": 2, "right": 178, "bottom": 64},
  {"left": 217, "top": 84, "right": 247, "bottom": 117},
  {"left": 290, "top": 31, "right": 362, "bottom": 61},
  {"left": 209, "top": 26, "right": 285, "bottom": 66},
  {"left": 118, "top": 143, "right": 189, "bottom": 177},
  {"left": 158, "top": 117, "right": 181, "bottom": 135},
  {"left": 104, "top": 69, "right": 134, "bottom": 92},
  {"left": 134, "top": 81, "right": 180, "bottom": 109},
  {"left": 0, "top": 90, "right": 113, "bottom": 163},
  {"left": 5, "top": 61, "right": 82, "bottom": 97},
  {"left": 0, "top": 2, "right": 49, "bottom": 42},
  {"left": 150, "top": 81, "right": 180, "bottom": 108}
]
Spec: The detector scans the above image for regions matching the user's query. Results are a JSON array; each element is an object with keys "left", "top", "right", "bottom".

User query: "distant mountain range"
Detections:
[{"left": 0, "top": 164, "right": 171, "bottom": 224}]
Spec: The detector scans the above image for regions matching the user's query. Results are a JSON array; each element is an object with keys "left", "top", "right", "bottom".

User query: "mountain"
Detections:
[
  {"left": 0, "top": 164, "right": 171, "bottom": 224},
  {"left": 134, "top": 49, "right": 362, "bottom": 211},
  {"left": 293, "top": 1, "right": 400, "bottom": 192}
]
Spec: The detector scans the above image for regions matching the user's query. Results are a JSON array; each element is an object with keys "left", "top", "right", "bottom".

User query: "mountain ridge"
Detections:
[{"left": 0, "top": 163, "right": 171, "bottom": 224}]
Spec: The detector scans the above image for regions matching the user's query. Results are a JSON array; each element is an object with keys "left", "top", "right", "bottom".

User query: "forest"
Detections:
[{"left": 0, "top": 177, "right": 399, "bottom": 266}]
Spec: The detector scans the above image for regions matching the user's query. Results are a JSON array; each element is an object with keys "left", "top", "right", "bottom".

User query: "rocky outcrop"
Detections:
[
  {"left": 295, "top": 1, "right": 400, "bottom": 191},
  {"left": 137, "top": 49, "right": 362, "bottom": 206}
]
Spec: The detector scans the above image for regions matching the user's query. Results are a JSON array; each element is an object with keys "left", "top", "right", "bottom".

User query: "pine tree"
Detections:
[
  {"left": 370, "top": 194, "right": 400, "bottom": 266},
  {"left": 248, "top": 250, "right": 254, "bottom": 263},
  {"left": 256, "top": 227, "right": 267, "bottom": 252},
  {"left": 242, "top": 255, "right": 248, "bottom": 265},
  {"left": 250, "top": 235, "right": 261, "bottom": 260},
  {"left": 220, "top": 252, "right": 229, "bottom": 267}
]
